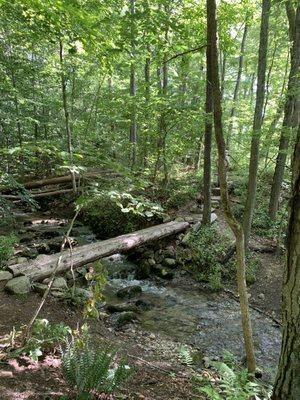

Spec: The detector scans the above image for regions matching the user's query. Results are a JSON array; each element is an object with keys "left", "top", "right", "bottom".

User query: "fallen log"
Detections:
[
  {"left": 2, "top": 189, "right": 74, "bottom": 200},
  {"left": 0, "top": 170, "right": 122, "bottom": 193},
  {"left": 8, "top": 221, "right": 189, "bottom": 281}
]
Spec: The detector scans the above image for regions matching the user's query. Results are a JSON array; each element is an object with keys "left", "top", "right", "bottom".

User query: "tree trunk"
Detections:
[
  {"left": 268, "top": 4, "right": 300, "bottom": 221},
  {"left": 153, "top": 22, "right": 169, "bottom": 184},
  {"left": 59, "top": 41, "right": 73, "bottom": 160},
  {"left": 129, "top": 0, "right": 137, "bottom": 167},
  {"left": 263, "top": 51, "right": 289, "bottom": 171},
  {"left": 202, "top": 29, "right": 213, "bottom": 225},
  {"left": 143, "top": 49, "right": 151, "bottom": 167},
  {"left": 272, "top": 124, "right": 300, "bottom": 399},
  {"left": 227, "top": 20, "right": 248, "bottom": 147},
  {"left": 207, "top": 0, "right": 256, "bottom": 373},
  {"left": 243, "top": 0, "right": 271, "bottom": 248}
]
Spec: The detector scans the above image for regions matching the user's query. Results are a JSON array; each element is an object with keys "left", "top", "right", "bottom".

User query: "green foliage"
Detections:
[
  {"left": 0, "top": 174, "right": 38, "bottom": 209},
  {"left": 165, "top": 185, "right": 198, "bottom": 210},
  {"left": 83, "top": 262, "right": 108, "bottom": 318},
  {"left": 178, "top": 345, "right": 194, "bottom": 366},
  {"left": 79, "top": 190, "right": 164, "bottom": 239},
  {"left": 180, "top": 226, "right": 230, "bottom": 290},
  {"left": 0, "top": 233, "right": 18, "bottom": 268},
  {"left": 15, "top": 319, "right": 71, "bottom": 361},
  {"left": 62, "top": 325, "right": 130, "bottom": 399},
  {"left": 225, "top": 253, "right": 261, "bottom": 285},
  {"left": 196, "top": 357, "right": 271, "bottom": 400},
  {"left": 0, "top": 196, "right": 15, "bottom": 230}
]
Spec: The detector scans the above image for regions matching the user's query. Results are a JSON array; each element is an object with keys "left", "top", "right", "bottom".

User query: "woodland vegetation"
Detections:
[{"left": 0, "top": 0, "right": 299, "bottom": 399}]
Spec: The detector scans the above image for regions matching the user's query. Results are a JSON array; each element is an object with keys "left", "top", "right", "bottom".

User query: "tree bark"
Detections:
[
  {"left": 268, "top": 4, "right": 300, "bottom": 221},
  {"left": 202, "top": 26, "right": 213, "bottom": 225},
  {"left": 207, "top": 0, "right": 256, "bottom": 373},
  {"left": 272, "top": 124, "right": 300, "bottom": 399},
  {"left": 129, "top": 0, "right": 137, "bottom": 167},
  {"left": 243, "top": 0, "right": 271, "bottom": 248},
  {"left": 227, "top": 20, "right": 248, "bottom": 147},
  {"left": 8, "top": 221, "right": 189, "bottom": 281}
]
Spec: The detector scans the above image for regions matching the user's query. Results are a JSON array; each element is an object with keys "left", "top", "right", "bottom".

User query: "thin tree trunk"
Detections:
[
  {"left": 143, "top": 49, "right": 151, "bottom": 167},
  {"left": 220, "top": 51, "right": 226, "bottom": 100},
  {"left": 59, "top": 40, "right": 76, "bottom": 193},
  {"left": 243, "top": 0, "right": 271, "bottom": 249},
  {"left": 203, "top": 34, "right": 213, "bottom": 225},
  {"left": 207, "top": 0, "right": 256, "bottom": 373},
  {"left": 59, "top": 41, "right": 73, "bottom": 160},
  {"left": 263, "top": 51, "right": 289, "bottom": 171},
  {"left": 272, "top": 123, "right": 300, "bottom": 399},
  {"left": 153, "top": 23, "right": 169, "bottom": 184},
  {"left": 129, "top": 0, "right": 137, "bottom": 167},
  {"left": 262, "top": 41, "right": 278, "bottom": 120},
  {"left": 268, "top": 4, "right": 300, "bottom": 221},
  {"left": 227, "top": 21, "right": 248, "bottom": 147}
]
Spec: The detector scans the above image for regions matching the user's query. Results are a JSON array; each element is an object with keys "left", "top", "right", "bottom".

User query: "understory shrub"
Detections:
[
  {"left": 0, "top": 233, "right": 18, "bottom": 268},
  {"left": 0, "top": 196, "right": 15, "bottom": 231},
  {"left": 196, "top": 355, "right": 271, "bottom": 400},
  {"left": 180, "top": 226, "right": 230, "bottom": 290},
  {"left": 225, "top": 253, "right": 262, "bottom": 284},
  {"left": 79, "top": 190, "right": 164, "bottom": 239},
  {"left": 14, "top": 319, "right": 71, "bottom": 360},
  {"left": 165, "top": 186, "right": 198, "bottom": 210},
  {"left": 61, "top": 324, "right": 130, "bottom": 399}
]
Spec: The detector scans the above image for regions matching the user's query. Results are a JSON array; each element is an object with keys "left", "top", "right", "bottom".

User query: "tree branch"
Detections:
[{"left": 163, "top": 44, "right": 207, "bottom": 64}]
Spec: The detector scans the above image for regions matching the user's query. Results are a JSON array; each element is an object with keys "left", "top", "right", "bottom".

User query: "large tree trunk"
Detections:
[
  {"left": 207, "top": 0, "right": 256, "bottom": 373},
  {"left": 268, "top": 4, "right": 300, "bottom": 221},
  {"left": 242, "top": 0, "right": 271, "bottom": 249},
  {"left": 8, "top": 221, "right": 189, "bottom": 281},
  {"left": 272, "top": 124, "right": 300, "bottom": 399},
  {"left": 202, "top": 23, "right": 213, "bottom": 225}
]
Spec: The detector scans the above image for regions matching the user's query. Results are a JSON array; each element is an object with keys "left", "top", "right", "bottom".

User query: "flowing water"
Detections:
[{"left": 104, "top": 255, "right": 281, "bottom": 372}]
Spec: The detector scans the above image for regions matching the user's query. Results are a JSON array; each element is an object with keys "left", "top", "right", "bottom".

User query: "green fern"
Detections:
[
  {"left": 61, "top": 339, "right": 130, "bottom": 399},
  {"left": 197, "top": 359, "right": 271, "bottom": 400}
]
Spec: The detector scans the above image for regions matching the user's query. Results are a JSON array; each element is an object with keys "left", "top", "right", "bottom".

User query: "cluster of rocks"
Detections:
[{"left": 129, "top": 243, "right": 183, "bottom": 281}]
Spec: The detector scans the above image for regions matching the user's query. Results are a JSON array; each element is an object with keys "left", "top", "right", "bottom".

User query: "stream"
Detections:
[{"left": 12, "top": 209, "right": 281, "bottom": 373}]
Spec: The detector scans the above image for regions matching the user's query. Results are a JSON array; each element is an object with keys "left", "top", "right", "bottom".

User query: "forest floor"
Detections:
[
  {"left": 0, "top": 290, "right": 200, "bottom": 400},
  {"left": 0, "top": 203, "right": 284, "bottom": 399}
]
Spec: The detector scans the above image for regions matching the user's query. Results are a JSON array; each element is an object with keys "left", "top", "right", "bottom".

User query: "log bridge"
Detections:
[{"left": 8, "top": 221, "right": 189, "bottom": 281}]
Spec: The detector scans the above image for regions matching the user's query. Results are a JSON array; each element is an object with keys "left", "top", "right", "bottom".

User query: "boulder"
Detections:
[
  {"left": 0, "top": 271, "right": 13, "bottom": 282},
  {"left": 117, "top": 285, "right": 142, "bottom": 299},
  {"left": 154, "top": 265, "right": 174, "bottom": 280},
  {"left": 135, "top": 262, "right": 151, "bottom": 279},
  {"left": 110, "top": 311, "right": 137, "bottom": 329},
  {"left": 42, "top": 277, "right": 68, "bottom": 290},
  {"left": 5, "top": 276, "right": 31, "bottom": 294},
  {"left": 33, "top": 283, "right": 48, "bottom": 295},
  {"left": 163, "top": 258, "right": 177, "bottom": 268},
  {"left": 148, "top": 258, "right": 156, "bottom": 267},
  {"left": 52, "top": 277, "right": 68, "bottom": 290},
  {"left": 73, "top": 287, "right": 92, "bottom": 300},
  {"left": 135, "top": 299, "right": 153, "bottom": 311},
  {"left": 106, "top": 302, "right": 138, "bottom": 313}
]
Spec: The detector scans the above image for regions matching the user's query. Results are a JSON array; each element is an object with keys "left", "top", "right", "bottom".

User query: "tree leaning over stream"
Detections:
[{"left": 206, "top": 0, "right": 256, "bottom": 373}]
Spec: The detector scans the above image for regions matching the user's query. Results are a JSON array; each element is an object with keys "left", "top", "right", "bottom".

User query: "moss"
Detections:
[{"left": 80, "top": 195, "right": 148, "bottom": 239}]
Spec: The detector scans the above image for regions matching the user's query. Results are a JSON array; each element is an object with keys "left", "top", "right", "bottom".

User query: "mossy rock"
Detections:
[{"left": 80, "top": 195, "right": 150, "bottom": 239}]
